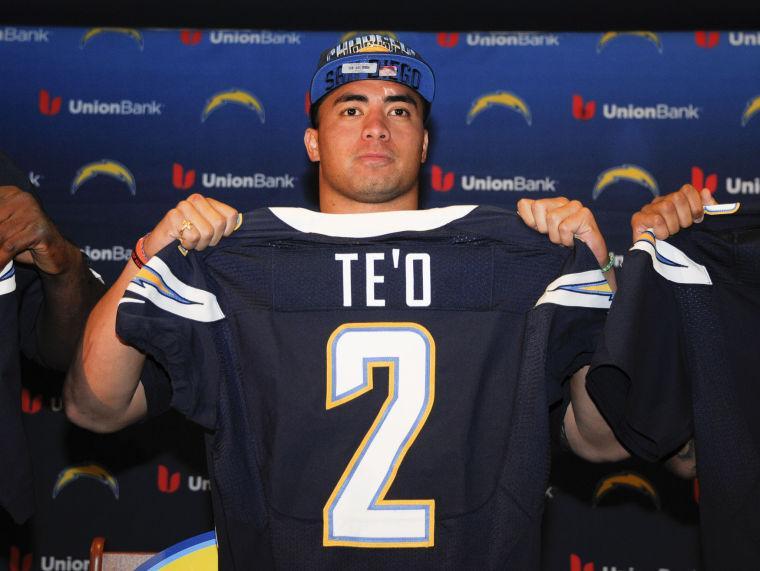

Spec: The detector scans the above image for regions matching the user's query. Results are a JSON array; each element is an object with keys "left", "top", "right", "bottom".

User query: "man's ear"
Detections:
[
  {"left": 304, "top": 128, "right": 320, "bottom": 162},
  {"left": 420, "top": 129, "right": 429, "bottom": 163}
]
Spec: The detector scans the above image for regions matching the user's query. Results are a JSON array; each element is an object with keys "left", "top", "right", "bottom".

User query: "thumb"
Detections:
[{"left": 700, "top": 188, "right": 717, "bottom": 206}]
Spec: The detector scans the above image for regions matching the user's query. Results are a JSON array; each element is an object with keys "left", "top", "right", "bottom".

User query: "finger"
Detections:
[
  {"left": 558, "top": 205, "right": 595, "bottom": 248},
  {"left": 532, "top": 197, "right": 569, "bottom": 234},
  {"left": 187, "top": 194, "right": 227, "bottom": 246},
  {"left": 176, "top": 201, "right": 213, "bottom": 250},
  {"left": 679, "top": 185, "right": 705, "bottom": 222},
  {"left": 546, "top": 200, "right": 582, "bottom": 246},
  {"left": 205, "top": 197, "right": 241, "bottom": 236},
  {"left": 646, "top": 200, "right": 681, "bottom": 236},
  {"left": 700, "top": 188, "right": 717, "bottom": 206},
  {"left": 631, "top": 212, "right": 669, "bottom": 241},
  {"left": 516, "top": 199, "right": 537, "bottom": 229},
  {"left": 670, "top": 190, "right": 696, "bottom": 229}
]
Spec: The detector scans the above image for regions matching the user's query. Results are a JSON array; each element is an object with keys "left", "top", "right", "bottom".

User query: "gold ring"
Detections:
[{"left": 178, "top": 219, "right": 194, "bottom": 238}]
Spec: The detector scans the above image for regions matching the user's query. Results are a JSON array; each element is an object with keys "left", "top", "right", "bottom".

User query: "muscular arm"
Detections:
[
  {"left": 517, "top": 198, "right": 626, "bottom": 462},
  {"left": 63, "top": 195, "right": 239, "bottom": 433}
]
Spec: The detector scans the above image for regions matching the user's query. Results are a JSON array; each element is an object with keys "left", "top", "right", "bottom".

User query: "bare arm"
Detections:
[
  {"left": 664, "top": 439, "right": 697, "bottom": 479},
  {"left": 63, "top": 195, "right": 239, "bottom": 433},
  {"left": 0, "top": 185, "right": 106, "bottom": 370},
  {"left": 517, "top": 198, "right": 626, "bottom": 462}
]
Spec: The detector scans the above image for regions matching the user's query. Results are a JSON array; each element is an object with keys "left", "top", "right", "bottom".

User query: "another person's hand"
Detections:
[
  {"left": 630, "top": 184, "right": 717, "bottom": 242},
  {"left": 517, "top": 197, "right": 610, "bottom": 269},
  {"left": 141, "top": 194, "right": 240, "bottom": 258},
  {"left": 0, "top": 185, "right": 79, "bottom": 274}
]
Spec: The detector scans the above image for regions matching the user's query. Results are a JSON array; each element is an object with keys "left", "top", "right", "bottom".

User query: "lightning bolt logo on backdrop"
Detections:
[
  {"left": 71, "top": 160, "right": 136, "bottom": 195},
  {"left": 597, "top": 31, "right": 663, "bottom": 53},
  {"left": 201, "top": 89, "right": 266, "bottom": 123},
  {"left": 592, "top": 472, "right": 660, "bottom": 509},
  {"left": 80, "top": 27, "right": 144, "bottom": 50},
  {"left": 52, "top": 463, "right": 119, "bottom": 499},
  {"left": 740, "top": 95, "right": 760, "bottom": 126},
  {"left": 466, "top": 92, "right": 532, "bottom": 125},
  {"left": 592, "top": 164, "right": 659, "bottom": 200}
]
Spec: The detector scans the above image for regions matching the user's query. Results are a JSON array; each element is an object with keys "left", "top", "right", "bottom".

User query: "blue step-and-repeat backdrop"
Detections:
[{"left": 2, "top": 26, "right": 760, "bottom": 570}]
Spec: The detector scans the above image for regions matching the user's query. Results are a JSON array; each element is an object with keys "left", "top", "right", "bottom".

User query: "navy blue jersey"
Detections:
[
  {"left": 117, "top": 205, "right": 611, "bottom": 569},
  {"left": 0, "top": 152, "right": 41, "bottom": 523},
  {"left": 587, "top": 203, "right": 760, "bottom": 570}
]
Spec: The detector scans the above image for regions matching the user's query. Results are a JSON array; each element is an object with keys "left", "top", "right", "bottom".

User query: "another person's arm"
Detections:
[
  {"left": 64, "top": 194, "right": 239, "bottom": 433},
  {"left": 517, "top": 197, "right": 628, "bottom": 463}
]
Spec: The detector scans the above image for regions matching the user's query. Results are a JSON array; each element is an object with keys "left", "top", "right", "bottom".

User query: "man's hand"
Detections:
[
  {"left": 142, "top": 194, "right": 240, "bottom": 258},
  {"left": 631, "top": 184, "right": 717, "bottom": 242},
  {"left": 0, "top": 185, "right": 79, "bottom": 274}
]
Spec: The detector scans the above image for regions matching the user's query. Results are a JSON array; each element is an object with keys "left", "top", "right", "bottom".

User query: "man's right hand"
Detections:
[{"left": 630, "top": 184, "right": 717, "bottom": 242}]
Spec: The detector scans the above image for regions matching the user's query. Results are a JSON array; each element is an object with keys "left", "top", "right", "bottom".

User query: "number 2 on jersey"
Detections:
[{"left": 323, "top": 322, "right": 436, "bottom": 548}]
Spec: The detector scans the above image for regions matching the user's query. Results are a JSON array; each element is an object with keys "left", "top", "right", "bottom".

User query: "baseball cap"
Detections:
[{"left": 309, "top": 33, "right": 435, "bottom": 113}]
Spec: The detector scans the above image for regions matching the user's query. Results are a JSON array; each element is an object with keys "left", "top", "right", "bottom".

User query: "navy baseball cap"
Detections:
[{"left": 309, "top": 34, "right": 435, "bottom": 113}]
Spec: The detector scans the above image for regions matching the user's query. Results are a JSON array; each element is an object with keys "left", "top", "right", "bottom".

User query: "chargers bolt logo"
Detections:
[
  {"left": 201, "top": 88, "right": 266, "bottom": 123},
  {"left": 597, "top": 31, "right": 663, "bottom": 53},
  {"left": 572, "top": 94, "right": 596, "bottom": 121},
  {"left": 592, "top": 164, "right": 659, "bottom": 200},
  {"left": 592, "top": 471, "right": 660, "bottom": 509},
  {"left": 71, "top": 160, "right": 137, "bottom": 196},
  {"left": 80, "top": 27, "right": 144, "bottom": 50},
  {"left": 431, "top": 165, "right": 455, "bottom": 192},
  {"left": 466, "top": 91, "right": 532, "bottom": 125},
  {"left": 52, "top": 463, "right": 119, "bottom": 499},
  {"left": 741, "top": 95, "right": 760, "bottom": 126},
  {"left": 38, "top": 89, "right": 62, "bottom": 116}
]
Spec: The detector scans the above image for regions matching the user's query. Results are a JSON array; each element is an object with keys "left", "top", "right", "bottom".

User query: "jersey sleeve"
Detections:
[
  {"left": 586, "top": 231, "right": 703, "bottom": 461},
  {"left": 115, "top": 245, "right": 226, "bottom": 429},
  {"left": 534, "top": 239, "right": 613, "bottom": 403}
]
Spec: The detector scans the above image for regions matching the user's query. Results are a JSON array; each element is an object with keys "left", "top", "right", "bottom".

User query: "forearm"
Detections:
[
  {"left": 664, "top": 438, "right": 697, "bottom": 479},
  {"left": 63, "top": 259, "right": 148, "bottom": 432},
  {"left": 35, "top": 241, "right": 106, "bottom": 370},
  {"left": 564, "top": 365, "right": 630, "bottom": 462}
]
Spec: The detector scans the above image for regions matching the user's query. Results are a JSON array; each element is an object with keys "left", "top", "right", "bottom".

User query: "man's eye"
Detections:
[
  {"left": 390, "top": 108, "right": 410, "bottom": 117},
  {"left": 342, "top": 108, "right": 359, "bottom": 116}
]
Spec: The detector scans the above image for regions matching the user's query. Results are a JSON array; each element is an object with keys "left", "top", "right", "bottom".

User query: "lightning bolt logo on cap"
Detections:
[
  {"left": 592, "top": 164, "right": 659, "bottom": 200},
  {"left": 597, "top": 31, "right": 663, "bottom": 53},
  {"left": 466, "top": 91, "right": 532, "bottom": 125},
  {"left": 80, "top": 28, "right": 144, "bottom": 50},
  {"left": 201, "top": 89, "right": 266, "bottom": 123},
  {"left": 52, "top": 463, "right": 119, "bottom": 499},
  {"left": 71, "top": 160, "right": 136, "bottom": 196},
  {"left": 741, "top": 95, "right": 760, "bottom": 127}
]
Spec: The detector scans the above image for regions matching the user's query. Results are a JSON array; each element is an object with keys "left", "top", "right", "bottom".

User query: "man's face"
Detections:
[{"left": 304, "top": 80, "right": 429, "bottom": 212}]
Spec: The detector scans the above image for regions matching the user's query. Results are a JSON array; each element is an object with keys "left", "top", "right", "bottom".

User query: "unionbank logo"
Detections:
[
  {"left": 592, "top": 471, "right": 660, "bottom": 509},
  {"left": 172, "top": 163, "right": 295, "bottom": 190},
  {"left": 180, "top": 29, "right": 203, "bottom": 45},
  {"left": 597, "top": 31, "right": 663, "bottom": 53},
  {"left": 593, "top": 164, "right": 659, "bottom": 199},
  {"left": 467, "top": 91, "right": 531, "bottom": 125},
  {"left": 691, "top": 166, "right": 717, "bottom": 194},
  {"left": 21, "top": 389, "right": 43, "bottom": 414},
  {"left": 158, "top": 465, "right": 181, "bottom": 493},
  {"left": 430, "top": 164, "right": 557, "bottom": 193},
  {"left": 9, "top": 547, "right": 32, "bottom": 571},
  {"left": 727, "top": 31, "right": 760, "bottom": 46},
  {"left": 173, "top": 163, "right": 196, "bottom": 190},
  {"left": 37, "top": 89, "right": 163, "bottom": 117},
  {"left": 436, "top": 33, "right": 459, "bottom": 48},
  {"left": 81, "top": 245, "right": 131, "bottom": 263},
  {"left": 39, "top": 89, "right": 62, "bottom": 116},
  {"left": 741, "top": 95, "right": 760, "bottom": 126},
  {"left": 201, "top": 89, "right": 266, "bottom": 123},
  {"left": 572, "top": 93, "right": 699, "bottom": 121},
  {"left": 572, "top": 95, "right": 596, "bottom": 120},
  {"left": 0, "top": 27, "right": 50, "bottom": 43},
  {"left": 39, "top": 556, "right": 89, "bottom": 571},
  {"left": 462, "top": 32, "right": 559, "bottom": 47},
  {"left": 208, "top": 30, "right": 301, "bottom": 45},
  {"left": 52, "top": 463, "right": 119, "bottom": 499},
  {"left": 695, "top": 31, "right": 720, "bottom": 48},
  {"left": 570, "top": 554, "right": 594, "bottom": 571},
  {"left": 80, "top": 27, "right": 143, "bottom": 50},
  {"left": 71, "top": 160, "right": 137, "bottom": 196}
]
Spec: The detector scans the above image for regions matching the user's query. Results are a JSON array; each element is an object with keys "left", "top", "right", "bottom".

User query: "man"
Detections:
[
  {"left": 589, "top": 184, "right": 760, "bottom": 569},
  {"left": 65, "top": 34, "right": 623, "bottom": 567},
  {"left": 0, "top": 151, "right": 104, "bottom": 523}
]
